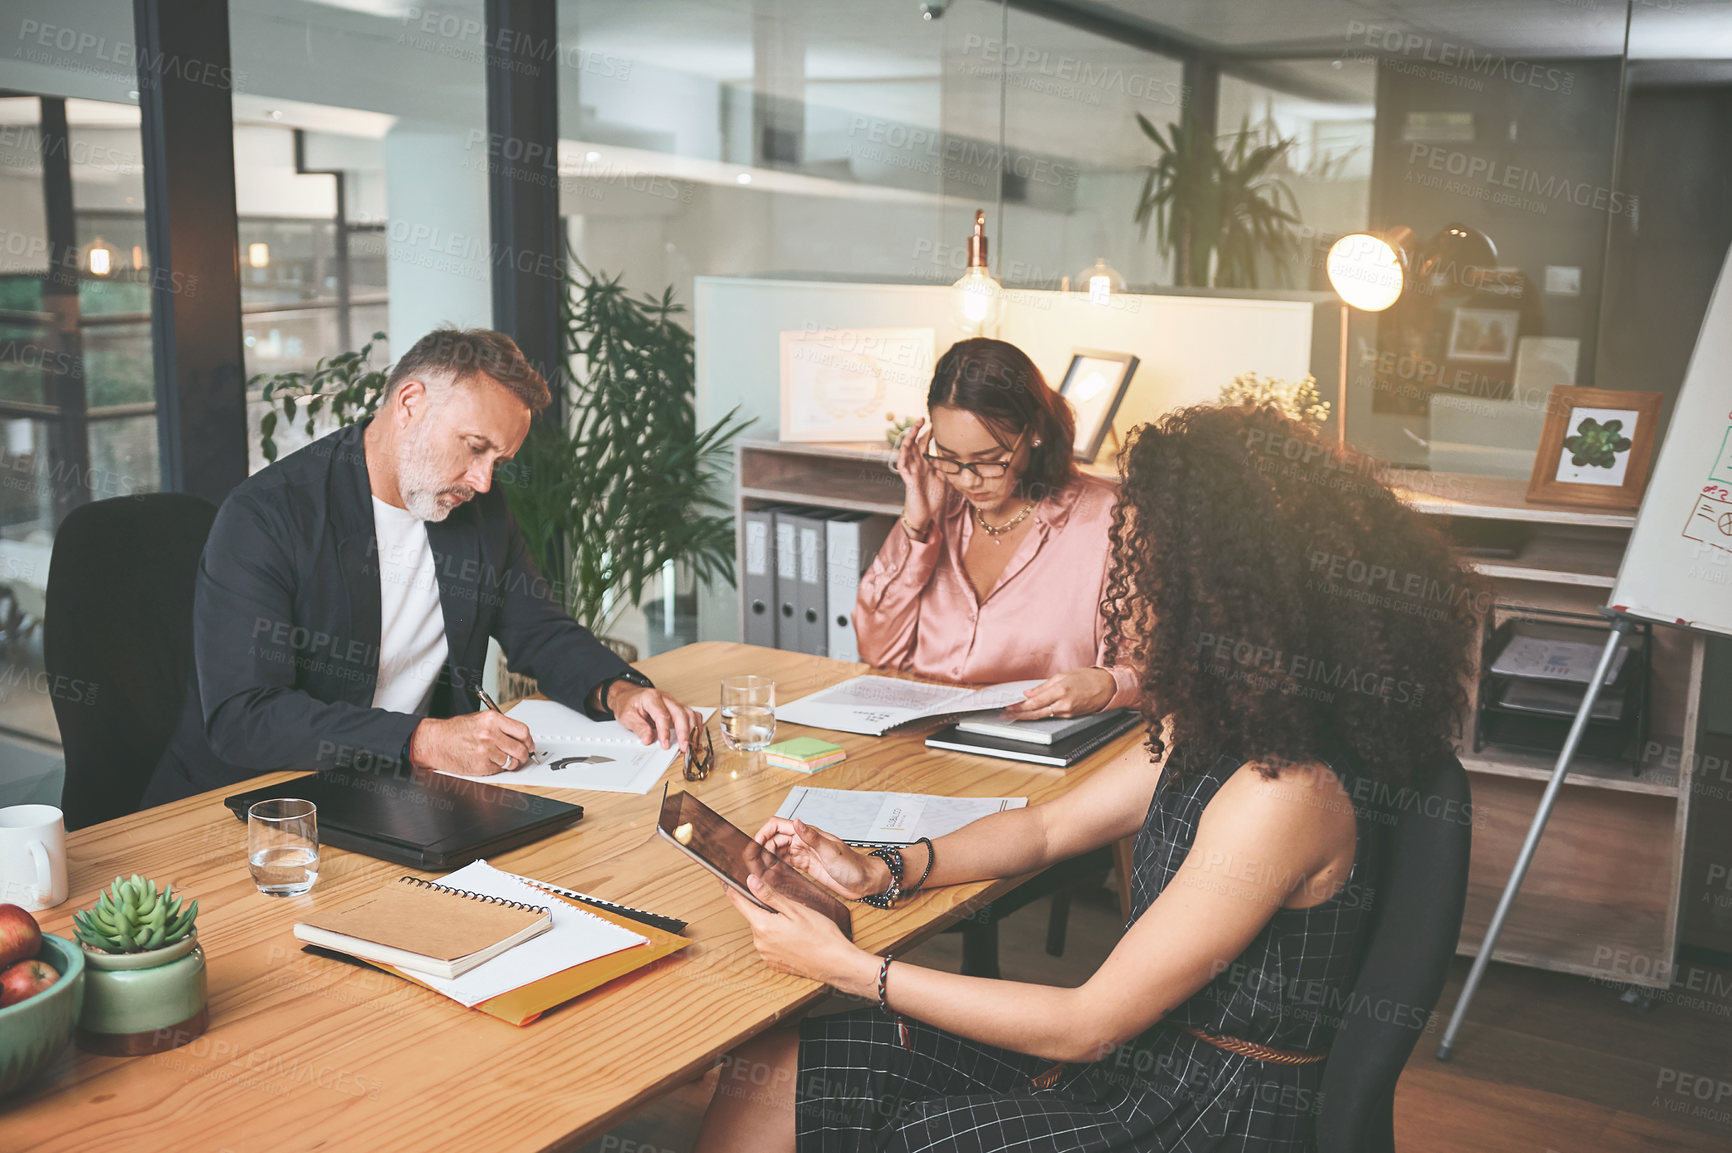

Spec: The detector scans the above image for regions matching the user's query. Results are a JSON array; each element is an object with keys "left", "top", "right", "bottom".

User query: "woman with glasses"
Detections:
[{"left": 854, "top": 337, "right": 1136, "bottom": 718}]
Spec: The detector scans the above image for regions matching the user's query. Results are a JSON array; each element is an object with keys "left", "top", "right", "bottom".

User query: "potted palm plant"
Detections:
[
  {"left": 504, "top": 258, "right": 751, "bottom": 659},
  {"left": 1133, "top": 113, "right": 1304, "bottom": 289},
  {"left": 254, "top": 261, "right": 750, "bottom": 667}
]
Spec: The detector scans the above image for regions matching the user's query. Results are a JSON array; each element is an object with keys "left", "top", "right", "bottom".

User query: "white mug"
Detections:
[{"left": 0, "top": 804, "right": 69, "bottom": 911}]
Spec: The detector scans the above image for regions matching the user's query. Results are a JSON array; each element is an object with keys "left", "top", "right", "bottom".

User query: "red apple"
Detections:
[
  {"left": 0, "top": 904, "right": 41, "bottom": 968},
  {"left": 0, "top": 958, "right": 58, "bottom": 1006}
]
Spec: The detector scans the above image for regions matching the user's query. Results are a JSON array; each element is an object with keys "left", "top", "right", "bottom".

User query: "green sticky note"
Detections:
[{"left": 764, "top": 737, "right": 845, "bottom": 761}]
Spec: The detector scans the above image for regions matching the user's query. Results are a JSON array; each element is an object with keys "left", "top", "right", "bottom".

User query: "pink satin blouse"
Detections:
[{"left": 853, "top": 473, "right": 1139, "bottom": 709}]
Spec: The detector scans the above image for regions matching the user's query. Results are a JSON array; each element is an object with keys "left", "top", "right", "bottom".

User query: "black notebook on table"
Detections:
[
  {"left": 925, "top": 710, "right": 1142, "bottom": 767},
  {"left": 223, "top": 769, "right": 583, "bottom": 870}
]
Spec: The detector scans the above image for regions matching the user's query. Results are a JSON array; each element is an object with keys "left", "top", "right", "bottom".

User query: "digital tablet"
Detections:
[{"left": 656, "top": 789, "right": 852, "bottom": 939}]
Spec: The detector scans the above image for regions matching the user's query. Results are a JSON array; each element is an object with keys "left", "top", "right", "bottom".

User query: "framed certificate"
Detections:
[{"left": 779, "top": 327, "right": 934, "bottom": 442}]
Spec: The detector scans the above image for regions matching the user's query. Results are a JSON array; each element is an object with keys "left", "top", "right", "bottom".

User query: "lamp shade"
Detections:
[
  {"left": 1418, "top": 223, "right": 1497, "bottom": 290},
  {"left": 1326, "top": 227, "right": 1415, "bottom": 312}
]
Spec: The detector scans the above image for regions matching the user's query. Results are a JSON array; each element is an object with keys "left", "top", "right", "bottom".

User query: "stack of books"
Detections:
[
  {"left": 925, "top": 708, "right": 1141, "bottom": 768},
  {"left": 763, "top": 737, "right": 847, "bottom": 773}
]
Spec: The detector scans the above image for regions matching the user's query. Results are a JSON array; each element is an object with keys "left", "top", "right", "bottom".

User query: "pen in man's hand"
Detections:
[{"left": 477, "top": 686, "right": 541, "bottom": 763}]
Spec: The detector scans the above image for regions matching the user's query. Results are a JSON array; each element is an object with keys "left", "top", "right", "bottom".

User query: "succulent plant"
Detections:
[{"left": 72, "top": 875, "right": 198, "bottom": 954}]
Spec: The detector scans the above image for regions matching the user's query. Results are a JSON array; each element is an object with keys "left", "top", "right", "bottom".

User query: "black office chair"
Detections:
[
  {"left": 44, "top": 493, "right": 217, "bottom": 830},
  {"left": 948, "top": 847, "right": 1115, "bottom": 978},
  {"left": 1315, "top": 754, "right": 1473, "bottom": 1153}
]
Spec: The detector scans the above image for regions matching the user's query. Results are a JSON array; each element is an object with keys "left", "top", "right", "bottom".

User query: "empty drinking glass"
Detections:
[
  {"left": 720, "top": 676, "right": 776, "bottom": 751},
  {"left": 248, "top": 799, "right": 319, "bottom": 897}
]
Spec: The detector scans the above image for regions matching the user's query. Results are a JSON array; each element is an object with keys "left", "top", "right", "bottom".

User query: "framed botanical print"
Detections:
[{"left": 1525, "top": 386, "right": 1663, "bottom": 511}]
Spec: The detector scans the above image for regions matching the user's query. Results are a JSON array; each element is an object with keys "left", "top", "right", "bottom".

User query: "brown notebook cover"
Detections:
[{"left": 294, "top": 876, "right": 552, "bottom": 978}]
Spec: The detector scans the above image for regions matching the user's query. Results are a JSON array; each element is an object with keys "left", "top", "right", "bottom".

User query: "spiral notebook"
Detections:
[{"left": 293, "top": 875, "right": 554, "bottom": 980}]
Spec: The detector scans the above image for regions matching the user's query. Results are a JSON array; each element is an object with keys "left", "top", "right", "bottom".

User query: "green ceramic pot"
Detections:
[
  {"left": 0, "top": 933, "right": 85, "bottom": 1096},
  {"left": 76, "top": 931, "right": 208, "bottom": 1056}
]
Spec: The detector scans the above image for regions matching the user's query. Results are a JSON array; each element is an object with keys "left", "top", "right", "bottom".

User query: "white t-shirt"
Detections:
[{"left": 370, "top": 496, "right": 449, "bottom": 715}]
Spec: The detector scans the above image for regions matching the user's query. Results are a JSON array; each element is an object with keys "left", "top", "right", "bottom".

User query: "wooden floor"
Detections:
[{"left": 574, "top": 880, "right": 1732, "bottom": 1153}]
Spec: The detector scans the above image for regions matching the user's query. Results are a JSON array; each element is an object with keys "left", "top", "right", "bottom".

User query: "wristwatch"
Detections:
[{"left": 585, "top": 667, "right": 655, "bottom": 721}]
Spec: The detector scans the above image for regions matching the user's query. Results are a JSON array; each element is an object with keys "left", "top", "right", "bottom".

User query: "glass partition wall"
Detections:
[
  {"left": 0, "top": 83, "right": 159, "bottom": 745},
  {"left": 542, "top": 0, "right": 1714, "bottom": 474},
  {"left": 226, "top": 0, "right": 489, "bottom": 472}
]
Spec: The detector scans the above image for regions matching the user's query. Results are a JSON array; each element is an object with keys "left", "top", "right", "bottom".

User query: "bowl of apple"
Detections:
[{"left": 0, "top": 904, "right": 84, "bottom": 1097}]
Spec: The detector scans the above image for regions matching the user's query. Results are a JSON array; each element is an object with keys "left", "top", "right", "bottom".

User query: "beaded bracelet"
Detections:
[
  {"left": 860, "top": 847, "right": 903, "bottom": 909},
  {"left": 901, "top": 837, "right": 936, "bottom": 897},
  {"left": 877, "top": 953, "right": 911, "bottom": 1048}
]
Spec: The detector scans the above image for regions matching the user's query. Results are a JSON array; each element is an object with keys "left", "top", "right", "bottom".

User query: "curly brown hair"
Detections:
[{"left": 1103, "top": 404, "right": 1485, "bottom": 784}]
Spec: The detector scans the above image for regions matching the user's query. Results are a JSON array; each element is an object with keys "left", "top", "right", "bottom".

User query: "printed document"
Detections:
[
  {"left": 776, "top": 675, "right": 1043, "bottom": 736},
  {"left": 775, "top": 786, "right": 1028, "bottom": 845}
]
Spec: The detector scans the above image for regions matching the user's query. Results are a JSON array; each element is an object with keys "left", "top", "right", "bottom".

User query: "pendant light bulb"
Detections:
[{"left": 951, "top": 210, "right": 1004, "bottom": 335}]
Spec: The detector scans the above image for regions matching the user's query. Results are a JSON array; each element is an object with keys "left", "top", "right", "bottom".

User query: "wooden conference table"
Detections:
[{"left": 0, "top": 643, "right": 1144, "bottom": 1152}]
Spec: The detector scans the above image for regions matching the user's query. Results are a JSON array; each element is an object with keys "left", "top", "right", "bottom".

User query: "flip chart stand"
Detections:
[{"left": 1436, "top": 614, "right": 1637, "bottom": 1060}]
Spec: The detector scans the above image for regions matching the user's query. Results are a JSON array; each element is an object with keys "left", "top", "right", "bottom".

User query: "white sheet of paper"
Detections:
[
  {"left": 388, "top": 860, "right": 645, "bottom": 1008},
  {"left": 434, "top": 704, "right": 715, "bottom": 794},
  {"left": 776, "top": 675, "right": 1043, "bottom": 736},
  {"left": 1489, "top": 636, "right": 1629, "bottom": 685},
  {"left": 775, "top": 787, "right": 1027, "bottom": 845},
  {"left": 503, "top": 698, "right": 650, "bottom": 748}
]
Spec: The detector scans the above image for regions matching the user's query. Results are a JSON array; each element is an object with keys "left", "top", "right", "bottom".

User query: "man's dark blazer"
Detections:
[{"left": 142, "top": 421, "right": 633, "bottom": 805}]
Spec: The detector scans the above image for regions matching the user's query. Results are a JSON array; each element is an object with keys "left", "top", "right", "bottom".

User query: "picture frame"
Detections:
[
  {"left": 1525, "top": 386, "right": 1663, "bottom": 511},
  {"left": 779, "top": 327, "right": 934, "bottom": 442},
  {"left": 1446, "top": 307, "right": 1520, "bottom": 363},
  {"left": 1057, "top": 349, "right": 1140, "bottom": 462}
]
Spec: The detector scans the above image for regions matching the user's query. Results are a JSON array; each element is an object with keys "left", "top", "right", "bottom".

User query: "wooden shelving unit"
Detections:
[{"left": 736, "top": 441, "right": 1707, "bottom": 987}]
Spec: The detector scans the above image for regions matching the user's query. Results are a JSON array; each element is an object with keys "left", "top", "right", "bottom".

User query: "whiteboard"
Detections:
[{"left": 1607, "top": 242, "right": 1732, "bottom": 637}]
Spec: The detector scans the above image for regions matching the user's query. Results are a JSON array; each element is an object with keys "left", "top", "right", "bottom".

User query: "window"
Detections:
[
  {"left": 0, "top": 90, "right": 158, "bottom": 746},
  {"left": 227, "top": 0, "right": 490, "bottom": 471}
]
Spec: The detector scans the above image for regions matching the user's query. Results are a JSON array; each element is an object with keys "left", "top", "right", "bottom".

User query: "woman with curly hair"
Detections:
[
  {"left": 854, "top": 337, "right": 1138, "bottom": 718},
  {"left": 696, "top": 404, "right": 1484, "bottom": 1153}
]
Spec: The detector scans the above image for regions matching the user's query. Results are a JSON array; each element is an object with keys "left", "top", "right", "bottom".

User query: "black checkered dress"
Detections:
[{"left": 795, "top": 747, "right": 1385, "bottom": 1152}]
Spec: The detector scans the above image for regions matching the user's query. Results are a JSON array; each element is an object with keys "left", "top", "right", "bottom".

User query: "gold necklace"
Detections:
[{"left": 973, "top": 500, "right": 1037, "bottom": 544}]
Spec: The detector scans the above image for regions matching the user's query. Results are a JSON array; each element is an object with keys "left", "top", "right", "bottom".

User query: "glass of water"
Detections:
[
  {"left": 248, "top": 799, "right": 319, "bottom": 897},
  {"left": 720, "top": 675, "right": 776, "bottom": 751}
]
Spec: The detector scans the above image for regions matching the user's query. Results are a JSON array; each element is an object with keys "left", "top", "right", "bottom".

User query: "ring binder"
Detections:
[{"left": 398, "top": 875, "right": 551, "bottom": 916}]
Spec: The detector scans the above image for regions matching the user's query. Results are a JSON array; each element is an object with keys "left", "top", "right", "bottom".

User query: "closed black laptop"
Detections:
[{"left": 223, "top": 769, "right": 583, "bottom": 870}]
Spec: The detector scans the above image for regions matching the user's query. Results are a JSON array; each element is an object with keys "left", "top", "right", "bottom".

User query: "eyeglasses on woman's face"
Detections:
[{"left": 924, "top": 427, "right": 1027, "bottom": 479}]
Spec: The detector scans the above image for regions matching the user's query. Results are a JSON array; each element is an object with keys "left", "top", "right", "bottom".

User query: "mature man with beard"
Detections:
[{"left": 143, "top": 327, "right": 700, "bottom": 805}]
